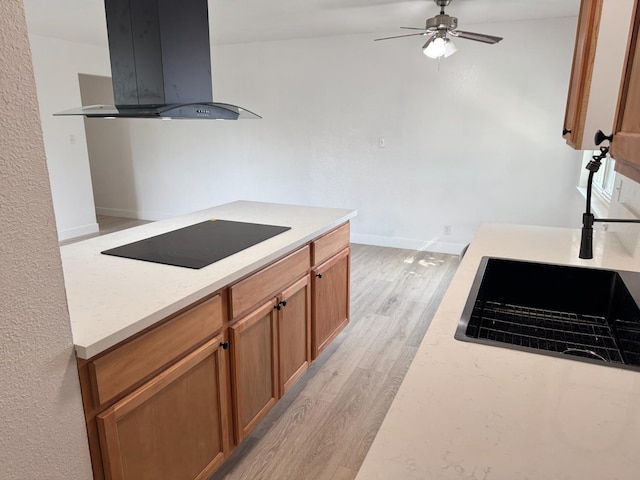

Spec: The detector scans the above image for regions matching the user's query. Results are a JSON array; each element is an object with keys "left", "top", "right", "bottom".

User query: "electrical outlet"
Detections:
[{"left": 443, "top": 225, "right": 451, "bottom": 236}]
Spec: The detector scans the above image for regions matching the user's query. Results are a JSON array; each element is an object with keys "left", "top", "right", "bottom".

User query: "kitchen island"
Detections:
[
  {"left": 61, "top": 200, "right": 355, "bottom": 359},
  {"left": 356, "top": 224, "right": 640, "bottom": 480},
  {"left": 61, "top": 200, "right": 356, "bottom": 480}
]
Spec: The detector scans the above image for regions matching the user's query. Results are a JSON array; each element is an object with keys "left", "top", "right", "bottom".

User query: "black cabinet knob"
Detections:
[
  {"left": 220, "top": 341, "right": 229, "bottom": 350},
  {"left": 563, "top": 127, "right": 572, "bottom": 136},
  {"left": 281, "top": 300, "right": 287, "bottom": 307},
  {"left": 316, "top": 273, "right": 323, "bottom": 279},
  {"left": 594, "top": 130, "right": 613, "bottom": 146},
  {"left": 274, "top": 303, "right": 282, "bottom": 311}
]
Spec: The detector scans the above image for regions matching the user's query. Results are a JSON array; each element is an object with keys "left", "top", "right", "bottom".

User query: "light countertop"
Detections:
[
  {"left": 356, "top": 224, "right": 640, "bottom": 480},
  {"left": 61, "top": 201, "right": 356, "bottom": 359}
]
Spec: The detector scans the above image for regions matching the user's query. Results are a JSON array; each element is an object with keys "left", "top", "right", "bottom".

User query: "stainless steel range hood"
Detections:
[{"left": 55, "top": 0, "right": 260, "bottom": 120}]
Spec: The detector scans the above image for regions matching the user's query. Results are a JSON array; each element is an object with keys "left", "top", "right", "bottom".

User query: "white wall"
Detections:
[
  {"left": 0, "top": 1, "right": 92, "bottom": 478},
  {"left": 608, "top": 173, "right": 640, "bottom": 256},
  {"left": 28, "top": 34, "right": 111, "bottom": 240},
  {"left": 31, "top": 16, "right": 585, "bottom": 253},
  {"left": 79, "top": 73, "right": 143, "bottom": 219}
]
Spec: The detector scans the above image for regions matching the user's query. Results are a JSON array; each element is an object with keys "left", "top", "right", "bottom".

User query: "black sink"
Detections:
[{"left": 455, "top": 257, "right": 640, "bottom": 372}]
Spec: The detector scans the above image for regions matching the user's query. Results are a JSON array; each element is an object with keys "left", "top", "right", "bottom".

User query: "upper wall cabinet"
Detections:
[
  {"left": 611, "top": 1, "right": 640, "bottom": 179},
  {"left": 563, "top": 0, "right": 635, "bottom": 150}
]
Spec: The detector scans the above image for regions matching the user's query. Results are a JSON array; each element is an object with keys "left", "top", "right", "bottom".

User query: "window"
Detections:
[
  {"left": 578, "top": 150, "right": 618, "bottom": 219},
  {"left": 591, "top": 150, "right": 616, "bottom": 201}
]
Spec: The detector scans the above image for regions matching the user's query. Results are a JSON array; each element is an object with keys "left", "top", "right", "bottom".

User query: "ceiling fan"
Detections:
[{"left": 374, "top": 0, "right": 503, "bottom": 59}]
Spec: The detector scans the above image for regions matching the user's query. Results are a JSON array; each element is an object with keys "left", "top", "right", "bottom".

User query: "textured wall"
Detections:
[
  {"left": 0, "top": 1, "right": 93, "bottom": 478},
  {"left": 28, "top": 34, "right": 111, "bottom": 241}
]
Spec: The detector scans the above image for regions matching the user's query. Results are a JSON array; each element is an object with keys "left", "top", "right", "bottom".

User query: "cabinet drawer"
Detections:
[
  {"left": 230, "top": 246, "right": 310, "bottom": 318},
  {"left": 90, "top": 294, "right": 224, "bottom": 406},
  {"left": 312, "top": 222, "right": 350, "bottom": 266}
]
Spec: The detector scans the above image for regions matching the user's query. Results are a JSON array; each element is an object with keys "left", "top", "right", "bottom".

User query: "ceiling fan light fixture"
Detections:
[
  {"left": 423, "top": 36, "right": 444, "bottom": 58},
  {"left": 423, "top": 35, "right": 455, "bottom": 59},
  {"left": 444, "top": 38, "right": 457, "bottom": 57}
]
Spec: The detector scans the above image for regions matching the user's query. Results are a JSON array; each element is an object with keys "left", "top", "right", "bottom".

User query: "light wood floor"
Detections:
[
  {"left": 59, "top": 215, "right": 150, "bottom": 246},
  {"left": 211, "top": 244, "right": 459, "bottom": 480}
]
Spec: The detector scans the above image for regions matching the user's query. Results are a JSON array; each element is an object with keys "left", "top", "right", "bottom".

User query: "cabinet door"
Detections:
[
  {"left": 563, "top": 0, "right": 602, "bottom": 148},
  {"left": 612, "top": 1, "right": 640, "bottom": 176},
  {"left": 312, "top": 247, "right": 350, "bottom": 359},
  {"left": 96, "top": 336, "right": 230, "bottom": 480},
  {"left": 278, "top": 275, "right": 311, "bottom": 396},
  {"left": 229, "top": 299, "right": 279, "bottom": 443}
]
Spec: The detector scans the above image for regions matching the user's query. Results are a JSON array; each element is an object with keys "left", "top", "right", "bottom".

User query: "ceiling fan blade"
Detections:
[
  {"left": 450, "top": 30, "right": 503, "bottom": 44},
  {"left": 400, "top": 27, "right": 429, "bottom": 31},
  {"left": 374, "top": 32, "right": 431, "bottom": 41}
]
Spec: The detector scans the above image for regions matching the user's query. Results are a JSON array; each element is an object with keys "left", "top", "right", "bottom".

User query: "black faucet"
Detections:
[{"left": 579, "top": 131, "right": 640, "bottom": 259}]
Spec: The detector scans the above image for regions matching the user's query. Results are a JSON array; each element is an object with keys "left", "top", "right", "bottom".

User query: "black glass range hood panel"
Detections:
[
  {"left": 54, "top": 0, "right": 260, "bottom": 120},
  {"left": 101, "top": 220, "right": 291, "bottom": 269}
]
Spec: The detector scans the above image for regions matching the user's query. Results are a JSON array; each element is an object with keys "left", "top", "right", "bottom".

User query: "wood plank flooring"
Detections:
[
  {"left": 210, "top": 244, "right": 459, "bottom": 480},
  {"left": 59, "top": 215, "right": 150, "bottom": 246}
]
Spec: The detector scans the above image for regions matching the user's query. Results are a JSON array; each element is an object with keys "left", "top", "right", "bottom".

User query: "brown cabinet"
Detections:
[
  {"left": 310, "top": 224, "right": 351, "bottom": 360},
  {"left": 611, "top": 1, "right": 640, "bottom": 178},
  {"left": 78, "top": 293, "right": 228, "bottom": 480},
  {"left": 229, "top": 272, "right": 312, "bottom": 443},
  {"left": 312, "top": 247, "right": 350, "bottom": 359},
  {"left": 96, "top": 335, "right": 230, "bottom": 480},
  {"left": 278, "top": 275, "right": 311, "bottom": 395},
  {"left": 563, "top": 0, "right": 602, "bottom": 149},
  {"left": 227, "top": 246, "right": 311, "bottom": 442},
  {"left": 563, "top": 0, "right": 635, "bottom": 150},
  {"left": 229, "top": 298, "right": 279, "bottom": 443}
]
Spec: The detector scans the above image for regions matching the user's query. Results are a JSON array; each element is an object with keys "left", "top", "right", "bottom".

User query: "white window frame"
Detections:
[
  {"left": 578, "top": 150, "right": 616, "bottom": 218},
  {"left": 591, "top": 150, "right": 616, "bottom": 201}
]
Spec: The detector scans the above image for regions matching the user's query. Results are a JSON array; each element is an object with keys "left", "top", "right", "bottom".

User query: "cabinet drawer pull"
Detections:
[
  {"left": 563, "top": 127, "right": 572, "bottom": 136},
  {"left": 594, "top": 130, "right": 613, "bottom": 145},
  {"left": 316, "top": 273, "right": 323, "bottom": 279},
  {"left": 220, "top": 342, "right": 229, "bottom": 350}
]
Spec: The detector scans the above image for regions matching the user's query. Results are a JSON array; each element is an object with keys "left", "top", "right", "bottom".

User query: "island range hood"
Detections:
[{"left": 55, "top": 0, "right": 260, "bottom": 120}]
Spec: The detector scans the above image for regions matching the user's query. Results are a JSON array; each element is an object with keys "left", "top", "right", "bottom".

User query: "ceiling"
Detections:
[{"left": 23, "top": 0, "right": 580, "bottom": 47}]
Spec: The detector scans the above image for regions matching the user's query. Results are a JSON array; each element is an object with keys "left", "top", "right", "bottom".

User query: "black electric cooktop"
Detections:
[{"left": 101, "top": 219, "right": 291, "bottom": 269}]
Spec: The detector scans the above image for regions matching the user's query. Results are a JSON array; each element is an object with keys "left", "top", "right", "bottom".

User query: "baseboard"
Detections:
[
  {"left": 95, "top": 207, "right": 174, "bottom": 222},
  {"left": 58, "top": 222, "right": 99, "bottom": 242},
  {"left": 350, "top": 233, "right": 466, "bottom": 255}
]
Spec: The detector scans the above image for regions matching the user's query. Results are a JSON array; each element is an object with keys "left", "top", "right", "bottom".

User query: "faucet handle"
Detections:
[
  {"left": 594, "top": 130, "right": 613, "bottom": 146},
  {"left": 588, "top": 146, "right": 609, "bottom": 168}
]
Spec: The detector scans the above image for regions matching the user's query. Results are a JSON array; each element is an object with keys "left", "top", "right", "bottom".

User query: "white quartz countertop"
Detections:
[
  {"left": 356, "top": 224, "right": 640, "bottom": 480},
  {"left": 61, "top": 201, "right": 356, "bottom": 359}
]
